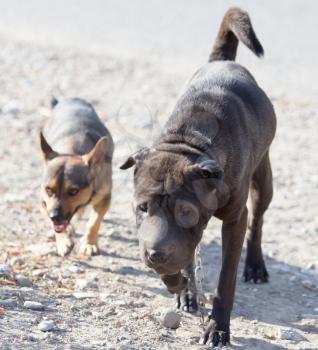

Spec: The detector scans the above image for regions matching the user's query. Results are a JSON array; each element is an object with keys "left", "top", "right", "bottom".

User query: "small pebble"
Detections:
[
  {"left": 24, "top": 301, "right": 44, "bottom": 310},
  {"left": 277, "top": 328, "right": 307, "bottom": 342},
  {"left": 0, "top": 264, "right": 13, "bottom": 278},
  {"left": 306, "top": 263, "right": 315, "bottom": 270},
  {"left": 161, "top": 309, "right": 181, "bottom": 329},
  {"left": 75, "top": 279, "right": 98, "bottom": 290},
  {"left": 16, "top": 275, "right": 32, "bottom": 287},
  {"left": 10, "top": 257, "right": 24, "bottom": 266},
  {"left": 73, "top": 292, "right": 98, "bottom": 299},
  {"left": 314, "top": 307, "right": 318, "bottom": 313},
  {"left": 32, "top": 269, "right": 48, "bottom": 277},
  {"left": 38, "top": 320, "right": 55, "bottom": 332},
  {"left": 302, "top": 280, "right": 318, "bottom": 292},
  {"left": 68, "top": 265, "right": 84, "bottom": 273},
  {"left": 2, "top": 100, "right": 20, "bottom": 116},
  {"left": 0, "top": 299, "right": 17, "bottom": 308}
]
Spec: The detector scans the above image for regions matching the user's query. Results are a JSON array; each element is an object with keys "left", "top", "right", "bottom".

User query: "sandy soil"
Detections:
[{"left": 0, "top": 34, "right": 317, "bottom": 350}]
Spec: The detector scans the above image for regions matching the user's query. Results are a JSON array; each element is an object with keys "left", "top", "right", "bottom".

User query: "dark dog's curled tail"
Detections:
[{"left": 209, "top": 7, "right": 264, "bottom": 62}]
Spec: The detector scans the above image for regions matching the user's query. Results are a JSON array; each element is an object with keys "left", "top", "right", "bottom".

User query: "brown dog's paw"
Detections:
[
  {"left": 55, "top": 234, "right": 74, "bottom": 257},
  {"left": 200, "top": 319, "right": 230, "bottom": 348},
  {"left": 176, "top": 289, "right": 198, "bottom": 313},
  {"left": 79, "top": 242, "right": 99, "bottom": 256},
  {"left": 243, "top": 260, "right": 269, "bottom": 283}
]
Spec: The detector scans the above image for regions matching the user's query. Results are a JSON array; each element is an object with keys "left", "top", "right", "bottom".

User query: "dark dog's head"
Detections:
[
  {"left": 40, "top": 132, "right": 108, "bottom": 233},
  {"left": 121, "top": 148, "right": 223, "bottom": 278}
]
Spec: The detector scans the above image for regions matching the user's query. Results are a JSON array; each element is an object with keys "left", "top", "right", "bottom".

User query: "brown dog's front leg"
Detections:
[
  {"left": 79, "top": 194, "right": 111, "bottom": 256},
  {"left": 201, "top": 207, "right": 247, "bottom": 347}
]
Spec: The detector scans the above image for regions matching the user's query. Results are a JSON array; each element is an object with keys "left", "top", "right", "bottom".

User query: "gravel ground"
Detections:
[{"left": 0, "top": 33, "right": 317, "bottom": 350}]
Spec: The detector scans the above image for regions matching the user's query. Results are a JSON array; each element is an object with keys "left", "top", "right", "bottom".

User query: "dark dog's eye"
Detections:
[
  {"left": 68, "top": 188, "right": 79, "bottom": 196},
  {"left": 138, "top": 203, "right": 148, "bottom": 213},
  {"left": 46, "top": 187, "right": 54, "bottom": 197}
]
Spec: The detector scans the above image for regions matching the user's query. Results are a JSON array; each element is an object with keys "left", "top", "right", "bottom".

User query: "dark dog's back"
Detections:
[
  {"left": 44, "top": 98, "right": 113, "bottom": 157},
  {"left": 167, "top": 61, "right": 276, "bottom": 182},
  {"left": 164, "top": 8, "right": 276, "bottom": 184}
]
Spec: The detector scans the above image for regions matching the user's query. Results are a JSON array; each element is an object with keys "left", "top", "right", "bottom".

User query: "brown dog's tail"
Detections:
[{"left": 209, "top": 7, "right": 264, "bottom": 62}]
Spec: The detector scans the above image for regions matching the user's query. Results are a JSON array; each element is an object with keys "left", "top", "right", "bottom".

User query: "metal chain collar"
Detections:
[{"left": 194, "top": 243, "right": 207, "bottom": 328}]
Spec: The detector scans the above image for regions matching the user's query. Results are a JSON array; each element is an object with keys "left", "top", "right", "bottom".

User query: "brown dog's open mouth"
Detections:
[{"left": 53, "top": 223, "right": 69, "bottom": 233}]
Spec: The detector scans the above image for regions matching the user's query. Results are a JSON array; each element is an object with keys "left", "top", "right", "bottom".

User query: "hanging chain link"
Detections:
[{"left": 195, "top": 243, "right": 207, "bottom": 329}]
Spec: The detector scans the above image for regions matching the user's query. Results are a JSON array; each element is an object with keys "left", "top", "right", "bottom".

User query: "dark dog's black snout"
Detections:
[
  {"left": 49, "top": 208, "right": 64, "bottom": 223},
  {"left": 147, "top": 249, "right": 167, "bottom": 266}
]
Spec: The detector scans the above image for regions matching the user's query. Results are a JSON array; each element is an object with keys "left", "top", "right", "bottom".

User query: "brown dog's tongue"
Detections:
[
  {"left": 53, "top": 223, "right": 68, "bottom": 233},
  {"left": 160, "top": 272, "right": 188, "bottom": 294}
]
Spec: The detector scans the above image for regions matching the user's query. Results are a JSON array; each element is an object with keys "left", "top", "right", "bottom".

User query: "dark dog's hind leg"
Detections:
[
  {"left": 244, "top": 151, "right": 273, "bottom": 283},
  {"left": 176, "top": 262, "right": 198, "bottom": 312}
]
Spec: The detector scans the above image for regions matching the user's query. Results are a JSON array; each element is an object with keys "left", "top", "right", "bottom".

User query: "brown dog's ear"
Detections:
[
  {"left": 83, "top": 136, "right": 108, "bottom": 167},
  {"left": 119, "top": 147, "right": 152, "bottom": 170},
  {"left": 185, "top": 159, "right": 224, "bottom": 180},
  {"left": 40, "top": 132, "right": 59, "bottom": 161}
]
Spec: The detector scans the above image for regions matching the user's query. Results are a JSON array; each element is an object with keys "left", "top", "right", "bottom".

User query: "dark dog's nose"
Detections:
[
  {"left": 147, "top": 249, "right": 167, "bottom": 265},
  {"left": 49, "top": 209, "right": 63, "bottom": 223}
]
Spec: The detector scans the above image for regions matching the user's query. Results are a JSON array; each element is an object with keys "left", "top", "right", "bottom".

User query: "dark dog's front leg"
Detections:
[
  {"left": 201, "top": 208, "right": 247, "bottom": 347},
  {"left": 176, "top": 262, "right": 198, "bottom": 312}
]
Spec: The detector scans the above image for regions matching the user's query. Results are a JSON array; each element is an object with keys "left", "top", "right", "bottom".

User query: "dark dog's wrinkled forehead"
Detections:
[
  {"left": 134, "top": 152, "right": 190, "bottom": 199},
  {"left": 44, "top": 156, "right": 91, "bottom": 189}
]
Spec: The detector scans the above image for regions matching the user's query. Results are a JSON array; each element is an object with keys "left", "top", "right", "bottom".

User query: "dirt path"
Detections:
[{"left": 0, "top": 37, "right": 317, "bottom": 350}]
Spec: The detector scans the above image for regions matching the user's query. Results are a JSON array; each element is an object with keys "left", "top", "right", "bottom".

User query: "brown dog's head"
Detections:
[
  {"left": 120, "top": 148, "right": 224, "bottom": 279},
  {"left": 40, "top": 132, "right": 108, "bottom": 233}
]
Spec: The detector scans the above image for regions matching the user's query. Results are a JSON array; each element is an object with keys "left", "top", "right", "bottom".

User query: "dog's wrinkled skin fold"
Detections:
[
  {"left": 40, "top": 98, "right": 113, "bottom": 256},
  {"left": 121, "top": 7, "right": 276, "bottom": 348}
]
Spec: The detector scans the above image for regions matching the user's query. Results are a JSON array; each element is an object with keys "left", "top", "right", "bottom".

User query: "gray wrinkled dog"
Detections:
[{"left": 121, "top": 8, "right": 276, "bottom": 347}]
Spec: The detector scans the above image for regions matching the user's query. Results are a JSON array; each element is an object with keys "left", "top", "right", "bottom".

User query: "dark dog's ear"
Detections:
[
  {"left": 83, "top": 136, "right": 108, "bottom": 167},
  {"left": 40, "top": 132, "right": 59, "bottom": 161},
  {"left": 119, "top": 147, "right": 152, "bottom": 170},
  {"left": 185, "top": 159, "right": 224, "bottom": 180}
]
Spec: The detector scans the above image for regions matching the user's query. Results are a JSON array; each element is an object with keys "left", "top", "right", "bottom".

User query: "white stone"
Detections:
[
  {"left": 24, "top": 301, "right": 44, "bottom": 310},
  {"left": 38, "top": 320, "right": 55, "bottom": 332},
  {"left": 161, "top": 309, "right": 181, "bottom": 329}
]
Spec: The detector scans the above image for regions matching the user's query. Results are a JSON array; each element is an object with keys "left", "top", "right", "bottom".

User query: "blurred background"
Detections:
[{"left": 0, "top": 0, "right": 317, "bottom": 99}]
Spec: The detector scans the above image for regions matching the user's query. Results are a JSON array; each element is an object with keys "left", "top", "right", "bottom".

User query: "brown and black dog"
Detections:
[
  {"left": 40, "top": 97, "right": 113, "bottom": 256},
  {"left": 121, "top": 8, "right": 276, "bottom": 347}
]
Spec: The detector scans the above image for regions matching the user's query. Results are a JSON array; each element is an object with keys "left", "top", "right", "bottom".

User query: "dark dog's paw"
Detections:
[
  {"left": 200, "top": 319, "right": 230, "bottom": 348},
  {"left": 176, "top": 289, "right": 198, "bottom": 313},
  {"left": 243, "top": 260, "right": 269, "bottom": 283}
]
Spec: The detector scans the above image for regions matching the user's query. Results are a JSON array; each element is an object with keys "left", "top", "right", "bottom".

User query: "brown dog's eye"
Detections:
[
  {"left": 138, "top": 203, "right": 148, "bottom": 213},
  {"left": 68, "top": 188, "right": 79, "bottom": 196},
  {"left": 46, "top": 187, "right": 54, "bottom": 197}
]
